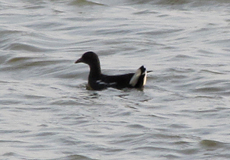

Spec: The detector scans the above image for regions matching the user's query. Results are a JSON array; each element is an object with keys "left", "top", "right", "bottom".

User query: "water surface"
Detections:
[{"left": 1, "top": 0, "right": 230, "bottom": 159}]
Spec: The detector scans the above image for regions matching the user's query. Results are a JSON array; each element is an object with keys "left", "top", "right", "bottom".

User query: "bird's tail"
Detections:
[{"left": 129, "top": 65, "right": 147, "bottom": 88}]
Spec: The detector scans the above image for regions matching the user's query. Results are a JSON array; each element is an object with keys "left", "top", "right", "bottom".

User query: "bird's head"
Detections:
[{"left": 75, "top": 51, "right": 99, "bottom": 65}]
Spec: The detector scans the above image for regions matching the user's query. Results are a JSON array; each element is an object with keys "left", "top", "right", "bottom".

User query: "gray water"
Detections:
[{"left": 1, "top": 0, "right": 230, "bottom": 159}]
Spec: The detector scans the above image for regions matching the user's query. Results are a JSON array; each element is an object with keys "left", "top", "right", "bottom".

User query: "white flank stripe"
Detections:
[
  {"left": 96, "top": 80, "right": 105, "bottom": 85},
  {"left": 96, "top": 80, "right": 116, "bottom": 86}
]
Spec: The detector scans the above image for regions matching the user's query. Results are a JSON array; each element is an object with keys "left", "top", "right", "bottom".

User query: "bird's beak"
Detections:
[{"left": 75, "top": 58, "right": 83, "bottom": 64}]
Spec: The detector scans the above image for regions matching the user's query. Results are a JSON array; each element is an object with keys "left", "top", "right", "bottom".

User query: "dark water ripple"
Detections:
[{"left": 1, "top": 0, "right": 230, "bottom": 159}]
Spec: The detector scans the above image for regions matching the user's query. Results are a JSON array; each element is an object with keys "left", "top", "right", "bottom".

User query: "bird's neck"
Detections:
[{"left": 88, "top": 62, "right": 101, "bottom": 79}]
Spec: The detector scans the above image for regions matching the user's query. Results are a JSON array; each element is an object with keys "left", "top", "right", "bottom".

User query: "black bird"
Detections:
[{"left": 75, "top": 51, "right": 147, "bottom": 90}]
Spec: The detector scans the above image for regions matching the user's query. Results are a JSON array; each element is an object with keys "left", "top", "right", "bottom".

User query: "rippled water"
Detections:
[{"left": 1, "top": 0, "right": 230, "bottom": 159}]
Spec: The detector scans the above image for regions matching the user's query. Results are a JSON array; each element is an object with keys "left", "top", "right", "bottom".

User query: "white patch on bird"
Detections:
[
  {"left": 96, "top": 80, "right": 106, "bottom": 85},
  {"left": 96, "top": 80, "right": 116, "bottom": 86},
  {"left": 143, "top": 70, "right": 147, "bottom": 86},
  {"left": 129, "top": 68, "right": 141, "bottom": 86},
  {"left": 108, "top": 82, "right": 117, "bottom": 85}
]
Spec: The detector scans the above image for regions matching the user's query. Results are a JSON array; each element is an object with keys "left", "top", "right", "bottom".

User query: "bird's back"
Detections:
[{"left": 100, "top": 73, "right": 134, "bottom": 89}]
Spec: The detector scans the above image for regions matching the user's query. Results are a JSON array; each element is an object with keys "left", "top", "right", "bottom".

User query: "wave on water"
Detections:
[
  {"left": 1, "top": 0, "right": 230, "bottom": 160},
  {"left": 128, "top": 0, "right": 230, "bottom": 5},
  {"left": 69, "top": 0, "right": 105, "bottom": 6}
]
